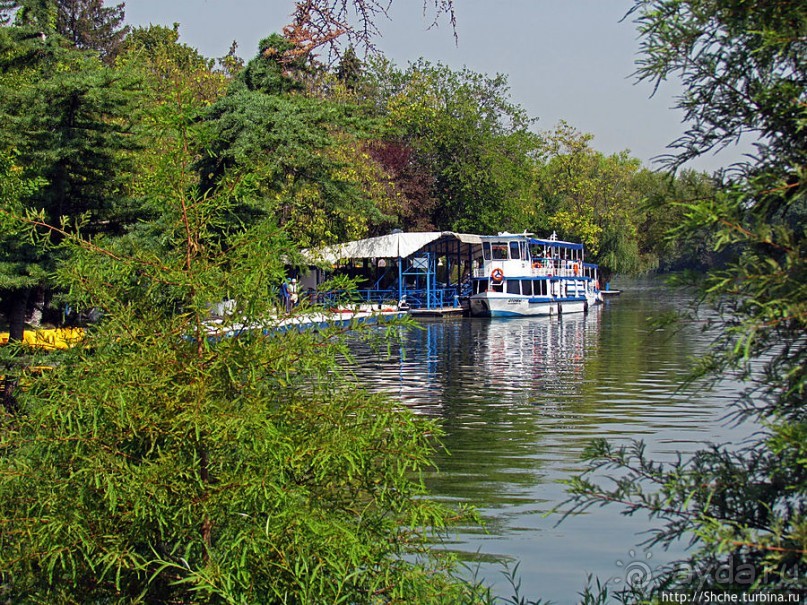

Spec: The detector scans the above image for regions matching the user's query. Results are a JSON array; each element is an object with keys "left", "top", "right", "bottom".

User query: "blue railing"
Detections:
[
  {"left": 312, "top": 287, "right": 460, "bottom": 310},
  {"left": 397, "top": 287, "right": 460, "bottom": 309},
  {"left": 358, "top": 289, "right": 399, "bottom": 305}
]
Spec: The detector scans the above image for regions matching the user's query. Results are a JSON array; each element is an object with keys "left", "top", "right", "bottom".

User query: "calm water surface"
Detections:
[{"left": 349, "top": 278, "right": 752, "bottom": 603}]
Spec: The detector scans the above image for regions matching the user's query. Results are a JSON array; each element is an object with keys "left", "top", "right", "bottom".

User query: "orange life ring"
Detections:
[{"left": 490, "top": 268, "right": 504, "bottom": 283}]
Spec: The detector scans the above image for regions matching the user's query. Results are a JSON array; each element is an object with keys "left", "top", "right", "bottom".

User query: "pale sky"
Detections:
[{"left": 124, "top": 0, "right": 751, "bottom": 172}]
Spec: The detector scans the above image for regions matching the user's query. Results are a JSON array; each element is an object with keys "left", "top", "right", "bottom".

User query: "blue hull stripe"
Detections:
[{"left": 489, "top": 310, "right": 531, "bottom": 317}]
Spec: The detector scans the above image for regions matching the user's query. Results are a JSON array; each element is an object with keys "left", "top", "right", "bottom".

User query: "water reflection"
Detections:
[
  {"left": 347, "top": 279, "right": 749, "bottom": 602},
  {"left": 354, "top": 311, "right": 599, "bottom": 409}
]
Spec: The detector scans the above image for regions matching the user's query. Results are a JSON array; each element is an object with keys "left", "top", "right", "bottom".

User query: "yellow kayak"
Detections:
[{"left": 0, "top": 327, "right": 85, "bottom": 350}]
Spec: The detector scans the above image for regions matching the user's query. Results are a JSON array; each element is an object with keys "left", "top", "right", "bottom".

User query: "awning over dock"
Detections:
[
  {"left": 306, "top": 231, "right": 482, "bottom": 263},
  {"left": 302, "top": 231, "right": 484, "bottom": 312}
]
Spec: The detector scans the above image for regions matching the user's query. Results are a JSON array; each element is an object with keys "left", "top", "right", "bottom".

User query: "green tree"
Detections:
[
  {"left": 0, "top": 86, "right": 482, "bottom": 602},
  {"left": 336, "top": 45, "right": 362, "bottom": 91},
  {"left": 197, "top": 33, "right": 394, "bottom": 247},
  {"left": 240, "top": 32, "right": 310, "bottom": 96},
  {"left": 633, "top": 167, "right": 718, "bottom": 271},
  {"left": 565, "top": 0, "right": 806, "bottom": 598},
  {"left": 8, "top": 0, "right": 56, "bottom": 30},
  {"left": 116, "top": 23, "right": 228, "bottom": 221},
  {"left": 55, "top": 0, "right": 127, "bottom": 63},
  {"left": 0, "top": 151, "right": 45, "bottom": 340},
  {"left": 216, "top": 39, "right": 244, "bottom": 79},
  {"left": 536, "top": 122, "right": 652, "bottom": 274},
  {"left": 378, "top": 60, "right": 541, "bottom": 233},
  {"left": 0, "top": 16, "right": 141, "bottom": 340},
  {"left": 4, "top": 0, "right": 127, "bottom": 63}
]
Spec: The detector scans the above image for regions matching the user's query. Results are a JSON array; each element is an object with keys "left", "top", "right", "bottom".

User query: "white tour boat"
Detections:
[{"left": 468, "top": 232, "right": 602, "bottom": 318}]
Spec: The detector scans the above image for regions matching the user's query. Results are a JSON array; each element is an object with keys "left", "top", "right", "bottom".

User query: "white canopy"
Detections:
[{"left": 306, "top": 231, "right": 482, "bottom": 264}]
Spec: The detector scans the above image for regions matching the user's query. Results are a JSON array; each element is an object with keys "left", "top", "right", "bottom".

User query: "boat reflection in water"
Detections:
[{"left": 350, "top": 309, "right": 601, "bottom": 415}]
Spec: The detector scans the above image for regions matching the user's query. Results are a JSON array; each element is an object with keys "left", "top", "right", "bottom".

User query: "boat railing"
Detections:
[
  {"left": 358, "top": 289, "right": 400, "bottom": 306},
  {"left": 474, "top": 260, "right": 588, "bottom": 279}
]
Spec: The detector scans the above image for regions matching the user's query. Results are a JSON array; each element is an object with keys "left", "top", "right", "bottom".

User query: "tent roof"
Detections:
[{"left": 306, "top": 231, "right": 483, "bottom": 263}]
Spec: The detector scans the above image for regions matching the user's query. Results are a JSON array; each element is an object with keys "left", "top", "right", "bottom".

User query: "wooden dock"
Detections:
[{"left": 409, "top": 307, "right": 466, "bottom": 318}]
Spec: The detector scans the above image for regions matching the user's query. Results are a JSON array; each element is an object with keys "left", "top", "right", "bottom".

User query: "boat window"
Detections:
[
  {"left": 522, "top": 280, "right": 533, "bottom": 296},
  {"left": 536, "top": 280, "right": 547, "bottom": 296},
  {"left": 507, "top": 279, "right": 521, "bottom": 295},
  {"left": 477, "top": 279, "right": 489, "bottom": 294},
  {"left": 482, "top": 242, "right": 491, "bottom": 260},
  {"left": 521, "top": 242, "right": 528, "bottom": 260},
  {"left": 492, "top": 244, "right": 509, "bottom": 260},
  {"left": 509, "top": 241, "right": 520, "bottom": 260}
]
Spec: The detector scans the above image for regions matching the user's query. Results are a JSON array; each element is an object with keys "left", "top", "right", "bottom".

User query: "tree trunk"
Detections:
[{"left": 7, "top": 288, "right": 30, "bottom": 343}]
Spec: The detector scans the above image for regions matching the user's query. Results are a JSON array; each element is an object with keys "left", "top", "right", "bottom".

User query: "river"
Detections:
[{"left": 348, "top": 277, "right": 752, "bottom": 603}]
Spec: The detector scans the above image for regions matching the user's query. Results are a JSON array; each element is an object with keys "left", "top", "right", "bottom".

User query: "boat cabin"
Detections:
[{"left": 472, "top": 232, "right": 590, "bottom": 295}]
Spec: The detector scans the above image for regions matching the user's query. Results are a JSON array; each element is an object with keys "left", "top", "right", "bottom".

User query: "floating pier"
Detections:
[{"left": 408, "top": 306, "right": 466, "bottom": 318}]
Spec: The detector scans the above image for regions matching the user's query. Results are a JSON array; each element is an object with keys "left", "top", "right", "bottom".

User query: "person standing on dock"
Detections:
[
  {"left": 289, "top": 278, "right": 299, "bottom": 308},
  {"left": 280, "top": 279, "right": 291, "bottom": 314}
]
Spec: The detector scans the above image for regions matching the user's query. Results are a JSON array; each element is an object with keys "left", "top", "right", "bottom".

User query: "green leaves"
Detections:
[
  {"left": 379, "top": 60, "right": 541, "bottom": 233},
  {"left": 0, "top": 20, "right": 145, "bottom": 337},
  {"left": 563, "top": 1, "right": 807, "bottom": 600},
  {"left": 0, "top": 82, "right": 476, "bottom": 600},
  {"left": 629, "top": 0, "right": 807, "bottom": 171},
  {"left": 536, "top": 123, "right": 659, "bottom": 274},
  {"left": 196, "top": 46, "right": 391, "bottom": 247}
]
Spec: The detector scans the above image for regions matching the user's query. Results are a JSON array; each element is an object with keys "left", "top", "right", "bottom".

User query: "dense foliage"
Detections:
[
  {"left": 0, "top": 155, "right": 483, "bottom": 605},
  {"left": 0, "top": 6, "right": 140, "bottom": 339},
  {"left": 0, "top": 0, "right": 127, "bottom": 62},
  {"left": 368, "top": 59, "right": 542, "bottom": 234},
  {"left": 0, "top": 17, "right": 485, "bottom": 600},
  {"left": 0, "top": 0, "right": 712, "bottom": 338}
]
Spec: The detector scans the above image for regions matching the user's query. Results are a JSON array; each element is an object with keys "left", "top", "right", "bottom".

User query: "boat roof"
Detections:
[
  {"left": 529, "top": 238, "right": 584, "bottom": 251},
  {"left": 479, "top": 232, "right": 584, "bottom": 251}
]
